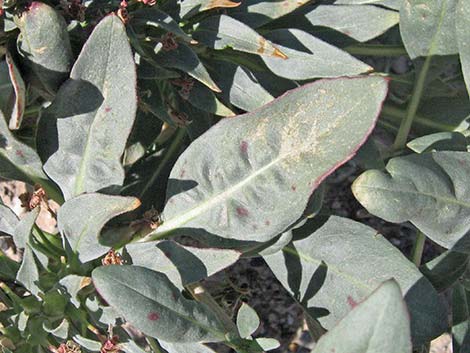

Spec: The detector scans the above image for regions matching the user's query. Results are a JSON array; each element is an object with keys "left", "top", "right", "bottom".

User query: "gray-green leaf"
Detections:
[
  {"left": 147, "top": 76, "right": 388, "bottom": 242},
  {"left": 400, "top": 0, "right": 458, "bottom": 59},
  {"left": 92, "top": 265, "right": 226, "bottom": 342},
  {"left": 312, "top": 280, "right": 412, "bottom": 353},
  {"left": 263, "top": 28, "right": 372, "bottom": 80},
  {"left": 456, "top": 0, "right": 470, "bottom": 96},
  {"left": 58, "top": 193, "right": 140, "bottom": 263},
  {"left": 14, "top": 1, "right": 73, "bottom": 94},
  {"left": 352, "top": 152, "right": 470, "bottom": 252},
  {"left": 236, "top": 303, "right": 260, "bottom": 338},
  {"left": 263, "top": 216, "right": 446, "bottom": 346},
  {"left": 42, "top": 14, "right": 137, "bottom": 200},
  {"left": 0, "top": 200, "right": 19, "bottom": 236},
  {"left": 305, "top": 5, "right": 399, "bottom": 42}
]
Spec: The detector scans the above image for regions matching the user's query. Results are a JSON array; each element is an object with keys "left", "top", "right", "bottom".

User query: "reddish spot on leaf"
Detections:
[
  {"left": 347, "top": 295, "right": 358, "bottom": 309},
  {"left": 105, "top": 107, "right": 112, "bottom": 112},
  {"left": 265, "top": 220, "right": 271, "bottom": 226},
  {"left": 16, "top": 150, "right": 24, "bottom": 158},
  {"left": 459, "top": 159, "right": 466, "bottom": 166},
  {"left": 148, "top": 312, "right": 160, "bottom": 321},
  {"left": 291, "top": 185, "right": 297, "bottom": 191},
  {"left": 240, "top": 140, "right": 248, "bottom": 154},
  {"left": 180, "top": 169, "right": 186, "bottom": 178},
  {"left": 236, "top": 207, "right": 249, "bottom": 217}
]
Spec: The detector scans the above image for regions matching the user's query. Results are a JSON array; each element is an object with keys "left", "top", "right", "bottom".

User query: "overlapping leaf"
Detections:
[
  {"left": 264, "top": 216, "right": 447, "bottom": 346},
  {"left": 41, "top": 14, "right": 137, "bottom": 200},
  {"left": 312, "top": 280, "right": 412, "bottom": 353},
  {"left": 92, "top": 265, "right": 226, "bottom": 342},
  {"left": 263, "top": 29, "right": 371, "bottom": 80},
  {"left": 305, "top": 5, "right": 399, "bottom": 42},
  {"left": 58, "top": 193, "right": 140, "bottom": 263},
  {"left": 353, "top": 152, "right": 470, "bottom": 252},
  {"left": 456, "top": 0, "right": 470, "bottom": 96},
  {"left": 3, "top": 52, "right": 26, "bottom": 130},
  {"left": 179, "top": 0, "right": 241, "bottom": 19},
  {"left": 0, "top": 199, "right": 18, "bottom": 236},
  {"left": 126, "top": 240, "right": 240, "bottom": 289},
  {"left": 14, "top": 2, "right": 73, "bottom": 94},
  {"left": 146, "top": 76, "right": 388, "bottom": 242},
  {"left": 400, "top": 0, "right": 458, "bottom": 59}
]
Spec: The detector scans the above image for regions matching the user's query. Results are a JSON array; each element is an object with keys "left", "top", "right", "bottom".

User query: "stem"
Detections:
[
  {"left": 411, "top": 231, "right": 426, "bottom": 267},
  {"left": 345, "top": 44, "right": 408, "bottom": 57},
  {"left": 303, "top": 310, "right": 326, "bottom": 342},
  {"left": 138, "top": 128, "right": 186, "bottom": 199},
  {"left": 146, "top": 336, "right": 164, "bottom": 353},
  {"left": 393, "top": 55, "right": 433, "bottom": 151},
  {"left": 186, "top": 282, "right": 239, "bottom": 338}
]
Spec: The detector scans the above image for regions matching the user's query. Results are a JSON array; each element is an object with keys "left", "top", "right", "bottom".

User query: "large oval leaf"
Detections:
[
  {"left": 352, "top": 151, "right": 470, "bottom": 252},
  {"left": 263, "top": 216, "right": 447, "bottom": 346},
  {"left": 92, "top": 265, "right": 226, "bottom": 342},
  {"left": 146, "top": 76, "right": 388, "bottom": 242},
  {"left": 58, "top": 193, "right": 141, "bottom": 263},
  {"left": 400, "top": 0, "right": 458, "bottom": 59},
  {"left": 312, "top": 280, "right": 412, "bottom": 353},
  {"left": 15, "top": 2, "right": 73, "bottom": 94},
  {"left": 42, "top": 14, "right": 137, "bottom": 200}
]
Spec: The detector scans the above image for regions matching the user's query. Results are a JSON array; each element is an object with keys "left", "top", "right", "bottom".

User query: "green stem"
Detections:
[
  {"left": 412, "top": 231, "right": 426, "bottom": 267},
  {"left": 146, "top": 336, "right": 164, "bottom": 353},
  {"left": 138, "top": 128, "right": 186, "bottom": 199},
  {"left": 186, "top": 282, "right": 239, "bottom": 339},
  {"left": 393, "top": 55, "right": 433, "bottom": 151},
  {"left": 32, "top": 225, "right": 63, "bottom": 256},
  {"left": 344, "top": 44, "right": 408, "bottom": 57}
]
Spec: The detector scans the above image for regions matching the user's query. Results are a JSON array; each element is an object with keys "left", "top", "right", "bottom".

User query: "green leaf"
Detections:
[
  {"left": 92, "top": 265, "right": 226, "bottom": 342},
  {"left": 59, "top": 275, "right": 90, "bottom": 307},
  {"left": 41, "top": 14, "right": 137, "bottom": 200},
  {"left": 4, "top": 52, "right": 26, "bottom": 130},
  {"left": 228, "top": 0, "right": 310, "bottom": 28},
  {"left": 148, "top": 76, "right": 388, "bottom": 242},
  {"left": 254, "top": 338, "right": 280, "bottom": 351},
  {"left": 0, "top": 110, "right": 49, "bottom": 187},
  {"left": 407, "top": 132, "right": 468, "bottom": 153},
  {"left": 155, "top": 42, "right": 221, "bottom": 92},
  {"left": 453, "top": 283, "right": 470, "bottom": 353},
  {"left": 15, "top": 209, "right": 41, "bottom": 296},
  {"left": 236, "top": 303, "right": 259, "bottom": 338},
  {"left": 179, "top": 80, "right": 235, "bottom": 116},
  {"left": 179, "top": 0, "right": 241, "bottom": 19},
  {"left": 335, "top": 0, "right": 401, "bottom": 10},
  {"left": 305, "top": 5, "right": 399, "bottom": 42},
  {"left": 0, "top": 199, "right": 19, "bottom": 236},
  {"left": 193, "top": 15, "right": 287, "bottom": 59},
  {"left": 456, "top": 0, "right": 470, "bottom": 96},
  {"left": 421, "top": 251, "right": 469, "bottom": 291},
  {"left": 0, "top": 253, "right": 20, "bottom": 281},
  {"left": 159, "top": 341, "right": 216, "bottom": 353},
  {"left": 131, "top": 8, "right": 193, "bottom": 43},
  {"left": 312, "top": 280, "right": 412, "bottom": 353},
  {"left": 400, "top": 0, "right": 458, "bottom": 59},
  {"left": 14, "top": 2, "right": 73, "bottom": 94},
  {"left": 127, "top": 240, "right": 240, "bottom": 289},
  {"left": 263, "top": 216, "right": 447, "bottom": 346},
  {"left": 262, "top": 28, "right": 372, "bottom": 80},
  {"left": 352, "top": 152, "right": 470, "bottom": 252},
  {"left": 58, "top": 193, "right": 141, "bottom": 263},
  {"left": 209, "top": 60, "right": 274, "bottom": 112}
]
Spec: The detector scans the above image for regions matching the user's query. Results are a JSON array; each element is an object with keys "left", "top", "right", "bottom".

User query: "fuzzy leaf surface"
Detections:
[
  {"left": 352, "top": 152, "right": 470, "bottom": 252},
  {"left": 15, "top": 2, "right": 73, "bottom": 94},
  {"left": 237, "top": 303, "right": 259, "bottom": 338},
  {"left": 263, "top": 29, "right": 371, "bottom": 80},
  {"left": 312, "top": 280, "right": 412, "bottom": 353},
  {"left": 42, "top": 14, "right": 137, "bottom": 200},
  {"left": 92, "top": 265, "right": 226, "bottom": 342},
  {"left": 400, "top": 0, "right": 458, "bottom": 59},
  {"left": 305, "top": 5, "right": 399, "bottom": 42},
  {"left": 264, "top": 216, "right": 447, "bottom": 346},
  {"left": 126, "top": 240, "right": 240, "bottom": 289},
  {"left": 58, "top": 193, "right": 140, "bottom": 263},
  {"left": 150, "top": 76, "right": 388, "bottom": 242},
  {"left": 457, "top": 0, "right": 470, "bottom": 96},
  {"left": 0, "top": 199, "right": 19, "bottom": 236}
]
